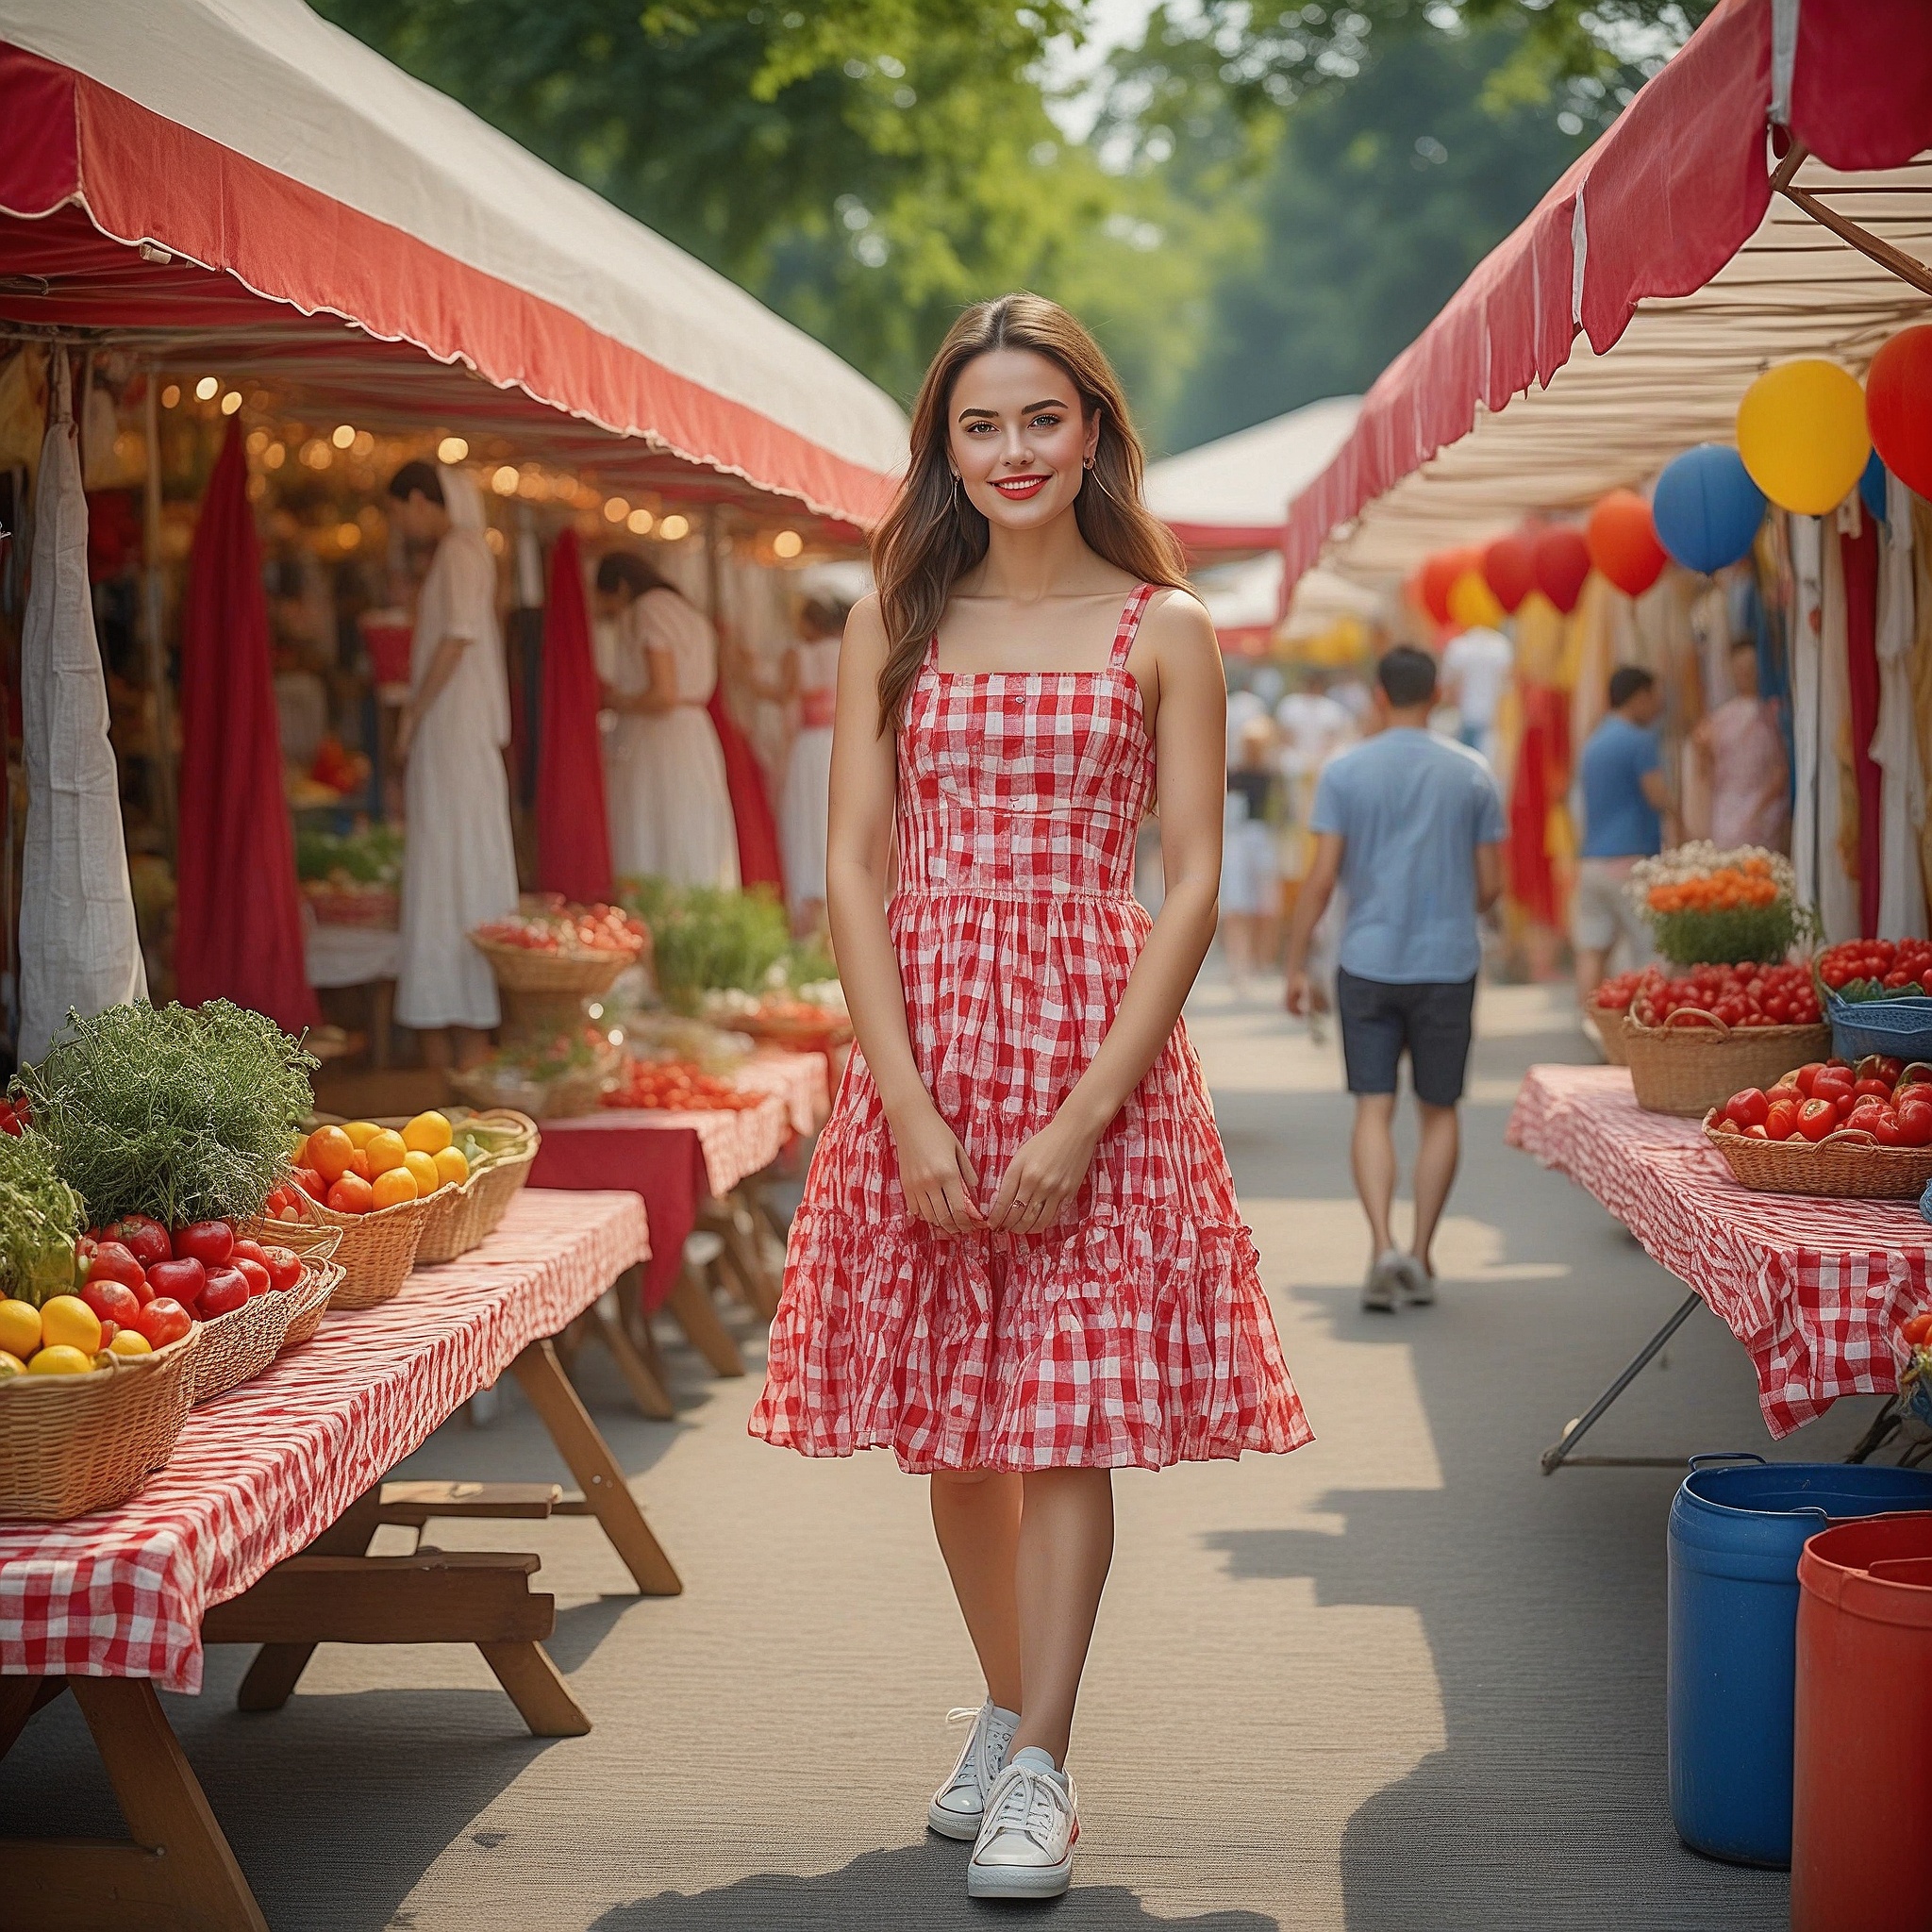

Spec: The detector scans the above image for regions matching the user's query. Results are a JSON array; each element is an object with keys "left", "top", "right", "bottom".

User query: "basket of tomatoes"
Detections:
[
  {"left": 1816, "top": 938, "right": 1932, "bottom": 1065},
  {"left": 470, "top": 900, "right": 648, "bottom": 998},
  {"left": 1587, "top": 971, "right": 1643, "bottom": 1066},
  {"left": 1622, "top": 961, "right": 1829, "bottom": 1117},
  {"left": 604, "top": 1059, "right": 770, "bottom": 1114},
  {"left": 1704, "top": 1055, "right": 1932, "bottom": 1198}
]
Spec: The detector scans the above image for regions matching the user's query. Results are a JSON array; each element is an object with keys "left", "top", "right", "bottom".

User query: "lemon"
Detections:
[
  {"left": 0, "top": 1350, "right": 25, "bottom": 1377},
  {"left": 0, "top": 1298, "right": 42, "bottom": 1359},
  {"left": 364, "top": 1129, "right": 409, "bottom": 1176},
  {"left": 108, "top": 1330, "right": 153, "bottom": 1357},
  {"left": 40, "top": 1295, "right": 102, "bottom": 1356},
  {"left": 371, "top": 1166, "right": 418, "bottom": 1209},
  {"left": 433, "top": 1146, "right": 470, "bottom": 1189},
  {"left": 27, "top": 1344, "right": 94, "bottom": 1375},
  {"left": 403, "top": 1150, "right": 441, "bottom": 1194},
  {"left": 402, "top": 1110, "right": 453, "bottom": 1156},
  {"left": 342, "top": 1120, "right": 382, "bottom": 1150}
]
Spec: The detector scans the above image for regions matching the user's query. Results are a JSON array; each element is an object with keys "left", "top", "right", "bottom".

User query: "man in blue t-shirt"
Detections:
[
  {"left": 1284, "top": 646, "right": 1507, "bottom": 1312},
  {"left": 1574, "top": 665, "right": 1671, "bottom": 1010}
]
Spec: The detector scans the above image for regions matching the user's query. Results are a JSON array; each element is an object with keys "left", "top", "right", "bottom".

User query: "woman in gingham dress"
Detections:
[{"left": 749, "top": 293, "right": 1310, "bottom": 1900}]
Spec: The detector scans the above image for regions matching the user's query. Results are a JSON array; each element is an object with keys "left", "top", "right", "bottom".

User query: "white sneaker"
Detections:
[
  {"left": 928, "top": 1699, "right": 1018, "bottom": 1840},
  {"left": 1362, "top": 1249, "right": 1403, "bottom": 1312},
  {"left": 1395, "top": 1256, "right": 1436, "bottom": 1306},
  {"left": 967, "top": 1746, "right": 1078, "bottom": 1899}
]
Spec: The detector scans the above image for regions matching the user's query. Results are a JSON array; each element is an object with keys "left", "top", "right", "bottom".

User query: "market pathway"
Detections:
[{"left": 2, "top": 978, "right": 1874, "bottom": 1928}]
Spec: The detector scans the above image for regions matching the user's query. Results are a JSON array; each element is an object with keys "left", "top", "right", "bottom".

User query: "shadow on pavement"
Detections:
[{"left": 597, "top": 1840, "right": 1282, "bottom": 1930}]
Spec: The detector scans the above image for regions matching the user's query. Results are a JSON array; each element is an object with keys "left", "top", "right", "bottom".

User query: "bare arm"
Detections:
[
  {"left": 987, "top": 591, "right": 1227, "bottom": 1233},
  {"left": 396, "top": 633, "right": 472, "bottom": 762},
  {"left": 1281, "top": 832, "right": 1344, "bottom": 1016},
  {"left": 1476, "top": 841, "right": 1505, "bottom": 914},
  {"left": 828, "top": 599, "right": 983, "bottom": 1236}
]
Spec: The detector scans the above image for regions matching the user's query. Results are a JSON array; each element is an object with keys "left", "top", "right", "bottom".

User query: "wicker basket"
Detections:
[
  {"left": 0, "top": 1330, "right": 199, "bottom": 1521},
  {"left": 252, "top": 1192, "right": 430, "bottom": 1310},
  {"left": 280, "top": 1257, "right": 344, "bottom": 1350},
  {"left": 1703, "top": 1112, "right": 1932, "bottom": 1200},
  {"left": 1589, "top": 1003, "right": 1631, "bottom": 1067},
  {"left": 415, "top": 1111, "right": 540, "bottom": 1265},
  {"left": 1624, "top": 1009, "right": 1833, "bottom": 1118},
  {"left": 469, "top": 935, "right": 637, "bottom": 997},
  {"left": 186, "top": 1281, "right": 309, "bottom": 1406}
]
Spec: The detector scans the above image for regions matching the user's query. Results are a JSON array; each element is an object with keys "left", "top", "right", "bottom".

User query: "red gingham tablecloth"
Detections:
[
  {"left": 733, "top": 1049, "right": 830, "bottom": 1139},
  {"left": 0, "top": 1189, "right": 648, "bottom": 1694},
  {"left": 1507, "top": 1064, "right": 1931, "bottom": 1437}
]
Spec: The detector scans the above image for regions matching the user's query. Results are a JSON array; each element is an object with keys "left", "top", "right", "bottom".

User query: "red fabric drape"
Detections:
[
  {"left": 1840, "top": 518, "right": 1882, "bottom": 938},
  {"left": 174, "top": 424, "right": 319, "bottom": 1032},
  {"left": 708, "top": 689, "right": 785, "bottom": 897},
  {"left": 535, "top": 528, "right": 613, "bottom": 905},
  {"left": 1507, "top": 682, "right": 1571, "bottom": 929}
]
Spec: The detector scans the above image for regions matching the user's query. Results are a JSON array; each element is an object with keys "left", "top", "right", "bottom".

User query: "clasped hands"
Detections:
[{"left": 888, "top": 1099, "right": 1097, "bottom": 1239}]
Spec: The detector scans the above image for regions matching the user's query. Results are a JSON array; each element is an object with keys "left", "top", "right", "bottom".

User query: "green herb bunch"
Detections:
[
  {"left": 0, "top": 1127, "right": 83, "bottom": 1307},
  {"left": 625, "top": 880, "right": 794, "bottom": 1013},
  {"left": 14, "top": 1001, "right": 317, "bottom": 1227},
  {"left": 295, "top": 823, "right": 404, "bottom": 886}
]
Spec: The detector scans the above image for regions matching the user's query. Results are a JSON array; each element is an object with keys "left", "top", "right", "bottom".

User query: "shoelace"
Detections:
[
  {"left": 941, "top": 1706, "right": 1012, "bottom": 1800},
  {"left": 978, "top": 1766, "right": 1069, "bottom": 1854}
]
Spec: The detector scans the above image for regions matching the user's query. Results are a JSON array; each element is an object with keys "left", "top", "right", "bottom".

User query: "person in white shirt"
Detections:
[{"left": 1441, "top": 624, "right": 1514, "bottom": 766}]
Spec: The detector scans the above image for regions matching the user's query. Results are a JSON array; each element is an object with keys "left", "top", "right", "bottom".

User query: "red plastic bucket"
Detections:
[{"left": 1791, "top": 1512, "right": 1932, "bottom": 1932}]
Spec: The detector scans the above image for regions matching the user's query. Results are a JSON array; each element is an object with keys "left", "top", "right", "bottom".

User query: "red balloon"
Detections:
[
  {"left": 1482, "top": 531, "right": 1537, "bottom": 614},
  {"left": 1587, "top": 489, "right": 1668, "bottom": 597},
  {"left": 1532, "top": 526, "right": 1591, "bottom": 614},
  {"left": 1418, "top": 546, "right": 1480, "bottom": 626},
  {"left": 1868, "top": 325, "right": 1932, "bottom": 500}
]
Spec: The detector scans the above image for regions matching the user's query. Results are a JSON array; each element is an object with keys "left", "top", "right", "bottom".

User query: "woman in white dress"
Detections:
[
  {"left": 594, "top": 552, "right": 740, "bottom": 891},
  {"left": 389, "top": 461, "right": 519, "bottom": 1068}
]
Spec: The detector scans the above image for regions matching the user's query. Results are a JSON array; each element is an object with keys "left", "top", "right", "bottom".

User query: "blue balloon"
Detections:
[
  {"left": 1861, "top": 449, "right": 1890, "bottom": 525},
  {"left": 1653, "top": 443, "right": 1767, "bottom": 574}
]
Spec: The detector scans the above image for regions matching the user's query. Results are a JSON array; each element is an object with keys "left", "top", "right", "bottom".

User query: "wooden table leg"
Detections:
[
  {"left": 664, "top": 1263, "right": 746, "bottom": 1377},
  {"left": 236, "top": 1484, "right": 385, "bottom": 1714},
  {"left": 582, "top": 1295, "right": 675, "bottom": 1419},
  {"left": 478, "top": 1642, "right": 591, "bottom": 1737},
  {"left": 701, "top": 1195, "right": 781, "bottom": 1321},
  {"left": 510, "top": 1340, "right": 683, "bottom": 1596},
  {"left": 0, "top": 1674, "right": 64, "bottom": 1761},
  {"left": 0, "top": 1676, "right": 273, "bottom": 1932}
]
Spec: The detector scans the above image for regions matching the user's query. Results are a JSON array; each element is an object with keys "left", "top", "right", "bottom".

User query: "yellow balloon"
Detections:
[
  {"left": 1447, "top": 569, "right": 1504, "bottom": 630},
  {"left": 1736, "top": 358, "right": 1870, "bottom": 515}
]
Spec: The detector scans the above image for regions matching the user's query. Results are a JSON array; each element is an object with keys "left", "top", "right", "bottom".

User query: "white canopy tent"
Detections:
[{"left": 1145, "top": 396, "right": 1360, "bottom": 554}]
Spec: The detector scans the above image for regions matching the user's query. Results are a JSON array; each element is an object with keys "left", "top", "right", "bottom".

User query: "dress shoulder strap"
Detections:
[{"left": 1109, "top": 583, "right": 1158, "bottom": 670}]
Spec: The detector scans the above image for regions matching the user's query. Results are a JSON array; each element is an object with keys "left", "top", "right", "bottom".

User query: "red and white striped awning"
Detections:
[
  {"left": 0, "top": 0, "right": 908, "bottom": 527},
  {"left": 1282, "top": 0, "right": 1932, "bottom": 582}
]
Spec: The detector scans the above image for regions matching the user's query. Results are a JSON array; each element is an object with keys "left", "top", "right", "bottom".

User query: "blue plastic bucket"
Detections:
[
  {"left": 1668, "top": 1455, "right": 1932, "bottom": 1866},
  {"left": 1824, "top": 990, "right": 1932, "bottom": 1064}
]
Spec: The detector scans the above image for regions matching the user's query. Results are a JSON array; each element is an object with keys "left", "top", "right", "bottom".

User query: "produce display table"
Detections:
[
  {"left": 1507, "top": 1065, "right": 1929, "bottom": 1460},
  {"left": 734, "top": 1046, "right": 832, "bottom": 1138},
  {"left": 0, "top": 1188, "right": 673, "bottom": 1931}
]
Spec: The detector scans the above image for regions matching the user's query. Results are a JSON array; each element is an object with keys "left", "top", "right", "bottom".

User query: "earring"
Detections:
[{"left": 1084, "top": 455, "right": 1095, "bottom": 471}]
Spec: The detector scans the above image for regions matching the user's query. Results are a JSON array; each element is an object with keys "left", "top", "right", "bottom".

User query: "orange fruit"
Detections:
[
  {"left": 308, "top": 1125, "right": 356, "bottom": 1184},
  {"left": 371, "top": 1167, "right": 418, "bottom": 1209},
  {"left": 433, "top": 1146, "right": 470, "bottom": 1188},
  {"left": 0, "top": 1298, "right": 41, "bottom": 1359},
  {"left": 348, "top": 1149, "right": 373, "bottom": 1181},
  {"left": 26, "top": 1344, "right": 94, "bottom": 1375},
  {"left": 342, "top": 1120, "right": 382, "bottom": 1150},
  {"left": 402, "top": 1110, "right": 453, "bottom": 1156},
  {"left": 327, "top": 1174, "right": 375, "bottom": 1215},
  {"left": 108, "top": 1329, "right": 153, "bottom": 1357},
  {"left": 40, "top": 1295, "right": 101, "bottom": 1356},
  {"left": 364, "top": 1129, "right": 408, "bottom": 1177},
  {"left": 403, "top": 1150, "right": 441, "bottom": 1194}
]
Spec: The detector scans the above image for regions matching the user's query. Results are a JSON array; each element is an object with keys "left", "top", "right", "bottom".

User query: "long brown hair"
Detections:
[{"left": 872, "top": 292, "right": 1187, "bottom": 732}]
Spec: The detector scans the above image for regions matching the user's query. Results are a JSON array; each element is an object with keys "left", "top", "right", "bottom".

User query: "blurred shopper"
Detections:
[
  {"left": 1221, "top": 714, "right": 1282, "bottom": 991},
  {"left": 1574, "top": 664, "right": 1670, "bottom": 1004},
  {"left": 1694, "top": 637, "right": 1790, "bottom": 851},
  {"left": 1284, "top": 645, "right": 1505, "bottom": 1310},
  {"left": 388, "top": 461, "right": 517, "bottom": 1071},
  {"left": 594, "top": 551, "right": 739, "bottom": 890},
  {"left": 1441, "top": 622, "right": 1513, "bottom": 765},
  {"left": 1275, "top": 669, "right": 1353, "bottom": 780}
]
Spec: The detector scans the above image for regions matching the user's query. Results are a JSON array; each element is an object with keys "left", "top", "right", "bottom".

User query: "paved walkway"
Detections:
[{"left": 4, "top": 979, "right": 1873, "bottom": 1927}]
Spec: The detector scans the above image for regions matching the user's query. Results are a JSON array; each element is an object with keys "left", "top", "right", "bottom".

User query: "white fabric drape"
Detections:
[
  {"left": 1873, "top": 471, "right": 1927, "bottom": 939},
  {"left": 1790, "top": 514, "right": 1824, "bottom": 918},
  {"left": 1815, "top": 518, "right": 1859, "bottom": 943},
  {"left": 18, "top": 345, "right": 147, "bottom": 1065}
]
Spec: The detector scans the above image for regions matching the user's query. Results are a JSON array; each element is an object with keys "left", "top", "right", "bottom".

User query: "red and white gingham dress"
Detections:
[{"left": 749, "top": 585, "right": 1311, "bottom": 1472}]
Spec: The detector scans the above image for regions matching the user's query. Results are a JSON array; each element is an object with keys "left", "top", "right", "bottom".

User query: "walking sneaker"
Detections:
[
  {"left": 967, "top": 1747, "right": 1078, "bottom": 1900},
  {"left": 1395, "top": 1255, "right": 1436, "bottom": 1306},
  {"left": 1362, "top": 1249, "right": 1404, "bottom": 1312},
  {"left": 929, "top": 1699, "right": 1019, "bottom": 1840}
]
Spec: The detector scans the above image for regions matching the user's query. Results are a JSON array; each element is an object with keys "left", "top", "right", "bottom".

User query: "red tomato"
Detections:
[
  {"left": 1798, "top": 1099, "right": 1839, "bottom": 1142},
  {"left": 1847, "top": 1100, "right": 1894, "bottom": 1135},
  {"left": 230, "top": 1239, "right": 271, "bottom": 1271},
  {"left": 1793, "top": 1062, "right": 1827, "bottom": 1097},
  {"left": 85, "top": 1241, "right": 146, "bottom": 1291},
  {"left": 1903, "top": 1062, "right": 1932, "bottom": 1087},
  {"left": 294, "top": 1167, "right": 328, "bottom": 1204},
  {"left": 1875, "top": 1114, "right": 1909, "bottom": 1147},
  {"left": 102, "top": 1214, "right": 171, "bottom": 1270},
  {"left": 199, "top": 1267, "right": 250, "bottom": 1317},
  {"left": 231, "top": 1257, "right": 271, "bottom": 1299},
  {"left": 1812, "top": 1068, "right": 1857, "bottom": 1107},
  {"left": 1854, "top": 1076, "right": 1896, "bottom": 1103},
  {"left": 175, "top": 1221, "right": 235, "bottom": 1268},
  {"left": 146, "top": 1257, "right": 207, "bottom": 1310},
  {"left": 134, "top": 1297, "right": 192, "bottom": 1349},
  {"left": 1859, "top": 1054, "right": 1907, "bottom": 1087},
  {"left": 1896, "top": 1083, "right": 1932, "bottom": 1111},
  {"left": 1902, "top": 1312, "right": 1932, "bottom": 1347},
  {"left": 1724, "top": 1088, "right": 1771, "bottom": 1129},
  {"left": 1765, "top": 1098, "right": 1802, "bottom": 1142},
  {"left": 1895, "top": 1098, "right": 1932, "bottom": 1147},
  {"left": 79, "top": 1277, "right": 142, "bottom": 1329},
  {"left": 259, "top": 1245, "right": 303, "bottom": 1293}
]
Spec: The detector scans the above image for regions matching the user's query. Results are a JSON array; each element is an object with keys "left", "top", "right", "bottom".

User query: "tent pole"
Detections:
[
  {"left": 1774, "top": 141, "right": 1932, "bottom": 300},
  {"left": 142, "top": 372, "right": 177, "bottom": 854}
]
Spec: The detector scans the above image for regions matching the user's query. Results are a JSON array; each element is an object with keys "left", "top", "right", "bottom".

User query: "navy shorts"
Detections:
[{"left": 1335, "top": 967, "right": 1477, "bottom": 1108}]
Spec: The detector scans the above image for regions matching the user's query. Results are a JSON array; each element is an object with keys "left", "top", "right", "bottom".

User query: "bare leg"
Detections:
[
  {"left": 1351, "top": 1093, "right": 1398, "bottom": 1259},
  {"left": 1574, "top": 945, "right": 1609, "bottom": 1008},
  {"left": 451, "top": 1024, "right": 492, "bottom": 1072},
  {"left": 930, "top": 1471, "right": 1023, "bottom": 1712},
  {"left": 1009, "top": 1468, "right": 1114, "bottom": 1766},
  {"left": 416, "top": 1025, "right": 453, "bottom": 1071},
  {"left": 1409, "top": 1101, "right": 1460, "bottom": 1276}
]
